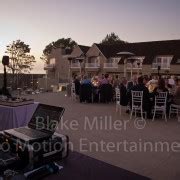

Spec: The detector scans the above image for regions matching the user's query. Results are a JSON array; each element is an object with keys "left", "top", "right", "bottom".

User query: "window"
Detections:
[
  {"left": 49, "top": 58, "right": 55, "bottom": 64},
  {"left": 153, "top": 56, "right": 173, "bottom": 69}
]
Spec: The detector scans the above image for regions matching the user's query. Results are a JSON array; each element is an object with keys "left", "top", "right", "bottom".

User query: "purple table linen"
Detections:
[{"left": 0, "top": 103, "right": 38, "bottom": 130}]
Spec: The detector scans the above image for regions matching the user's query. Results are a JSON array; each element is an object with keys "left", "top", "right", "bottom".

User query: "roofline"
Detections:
[
  {"left": 129, "top": 39, "right": 180, "bottom": 44},
  {"left": 93, "top": 43, "right": 108, "bottom": 60}
]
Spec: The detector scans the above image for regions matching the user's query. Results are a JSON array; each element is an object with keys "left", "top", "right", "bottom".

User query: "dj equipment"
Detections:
[
  {"left": 2, "top": 56, "right": 9, "bottom": 66},
  {"left": 0, "top": 131, "right": 69, "bottom": 173},
  {"left": 5, "top": 104, "right": 65, "bottom": 143}
]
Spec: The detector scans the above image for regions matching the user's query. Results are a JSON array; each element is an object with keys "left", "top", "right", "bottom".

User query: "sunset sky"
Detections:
[{"left": 0, "top": 0, "right": 179, "bottom": 73}]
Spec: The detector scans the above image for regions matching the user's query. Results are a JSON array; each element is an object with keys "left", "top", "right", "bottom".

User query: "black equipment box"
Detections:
[{"left": 0, "top": 131, "right": 69, "bottom": 174}]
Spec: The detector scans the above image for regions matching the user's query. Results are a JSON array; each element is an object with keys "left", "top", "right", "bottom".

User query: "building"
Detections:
[
  {"left": 44, "top": 40, "right": 180, "bottom": 88},
  {"left": 38, "top": 48, "right": 72, "bottom": 90},
  {"left": 69, "top": 45, "right": 90, "bottom": 78},
  {"left": 68, "top": 39, "right": 180, "bottom": 79}
]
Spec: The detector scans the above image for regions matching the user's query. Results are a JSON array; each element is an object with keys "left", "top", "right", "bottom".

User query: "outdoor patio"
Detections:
[{"left": 25, "top": 92, "right": 180, "bottom": 180}]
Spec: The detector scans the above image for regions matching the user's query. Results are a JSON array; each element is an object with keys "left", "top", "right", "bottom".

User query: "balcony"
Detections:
[
  {"left": 85, "top": 63, "right": 100, "bottom": 68},
  {"left": 104, "top": 63, "right": 118, "bottom": 68},
  {"left": 44, "top": 64, "right": 55, "bottom": 71},
  {"left": 126, "top": 63, "right": 142, "bottom": 70},
  {"left": 70, "top": 62, "right": 80, "bottom": 68},
  {"left": 152, "top": 63, "right": 170, "bottom": 69}
]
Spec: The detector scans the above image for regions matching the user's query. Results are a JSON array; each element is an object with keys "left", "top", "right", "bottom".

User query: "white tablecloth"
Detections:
[{"left": 0, "top": 103, "right": 38, "bottom": 130}]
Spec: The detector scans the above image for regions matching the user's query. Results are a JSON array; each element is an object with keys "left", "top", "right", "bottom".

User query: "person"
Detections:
[
  {"left": 100, "top": 74, "right": 109, "bottom": 85},
  {"left": 173, "top": 79, "right": 180, "bottom": 105},
  {"left": 152, "top": 78, "right": 170, "bottom": 114},
  {"left": 113, "top": 75, "right": 120, "bottom": 88},
  {"left": 73, "top": 75, "right": 81, "bottom": 96},
  {"left": 81, "top": 75, "right": 91, "bottom": 85},
  {"left": 131, "top": 76, "right": 151, "bottom": 118},
  {"left": 127, "top": 75, "right": 138, "bottom": 93},
  {"left": 143, "top": 75, "right": 149, "bottom": 87},
  {"left": 119, "top": 77, "right": 128, "bottom": 106},
  {"left": 80, "top": 75, "right": 92, "bottom": 103},
  {"left": 153, "top": 78, "right": 169, "bottom": 94}
]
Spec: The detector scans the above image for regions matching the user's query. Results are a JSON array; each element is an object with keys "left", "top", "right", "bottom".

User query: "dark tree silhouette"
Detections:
[
  {"left": 41, "top": 38, "right": 77, "bottom": 63},
  {"left": 100, "top": 32, "right": 127, "bottom": 45},
  {"left": 5, "top": 40, "right": 36, "bottom": 88}
]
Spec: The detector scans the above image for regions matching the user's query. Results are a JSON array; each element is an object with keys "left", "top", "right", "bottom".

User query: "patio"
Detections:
[{"left": 25, "top": 92, "right": 180, "bottom": 180}]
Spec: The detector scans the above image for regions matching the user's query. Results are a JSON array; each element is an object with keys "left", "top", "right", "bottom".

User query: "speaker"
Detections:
[{"left": 2, "top": 56, "right": 9, "bottom": 66}]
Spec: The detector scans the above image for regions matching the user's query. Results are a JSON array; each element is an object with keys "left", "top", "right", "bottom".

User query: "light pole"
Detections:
[
  {"left": 76, "top": 57, "right": 84, "bottom": 78},
  {"left": 158, "top": 65, "right": 161, "bottom": 77},
  {"left": 137, "top": 61, "right": 140, "bottom": 76},
  {"left": 116, "top": 52, "right": 135, "bottom": 78}
]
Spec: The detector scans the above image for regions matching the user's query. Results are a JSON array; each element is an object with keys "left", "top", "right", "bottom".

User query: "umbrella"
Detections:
[
  {"left": 75, "top": 57, "right": 84, "bottom": 63},
  {"left": 116, "top": 52, "right": 135, "bottom": 64},
  {"left": 116, "top": 51, "right": 135, "bottom": 57}
]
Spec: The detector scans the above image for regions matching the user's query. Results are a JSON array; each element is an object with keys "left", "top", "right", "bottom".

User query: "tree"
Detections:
[
  {"left": 100, "top": 32, "right": 127, "bottom": 45},
  {"left": 5, "top": 40, "right": 36, "bottom": 88},
  {"left": 41, "top": 38, "right": 77, "bottom": 63}
]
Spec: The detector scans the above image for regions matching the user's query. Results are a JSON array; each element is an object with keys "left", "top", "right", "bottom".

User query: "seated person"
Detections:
[
  {"left": 80, "top": 75, "right": 92, "bottom": 103},
  {"left": 143, "top": 75, "right": 149, "bottom": 87},
  {"left": 153, "top": 78, "right": 170, "bottom": 113},
  {"left": 131, "top": 76, "right": 151, "bottom": 118},
  {"left": 173, "top": 79, "right": 180, "bottom": 105},
  {"left": 153, "top": 78, "right": 169, "bottom": 94},
  {"left": 119, "top": 77, "right": 128, "bottom": 106}
]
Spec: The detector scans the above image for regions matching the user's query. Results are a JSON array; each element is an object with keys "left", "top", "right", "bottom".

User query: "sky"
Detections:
[{"left": 0, "top": 0, "right": 179, "bottom": 73}]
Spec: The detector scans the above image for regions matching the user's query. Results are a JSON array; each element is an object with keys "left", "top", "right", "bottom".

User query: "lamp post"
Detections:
[
  {"left": 158, "top": 65, "right": 161, "bottom": 77},
  {"left": 76, "top": 57, "right": 84, "bottom": 78},
  {"left": 137, "top": 61, "right": 140, "bottom": 76},
  {"left": 116, "top": 52, "right": 135, "bottom": 78}
]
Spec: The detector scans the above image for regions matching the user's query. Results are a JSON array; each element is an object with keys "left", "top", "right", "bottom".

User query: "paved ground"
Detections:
[{"left": 26, "top": 92, "right": 180, "bottom": 180}]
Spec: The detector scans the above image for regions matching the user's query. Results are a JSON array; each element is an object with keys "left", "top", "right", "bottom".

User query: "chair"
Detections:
[
  {"left": 130, "top": 91, "right": 146, "bottom": 120},
  {"left": 71, "top": 83, "right": 76, "bottom": 101},
  {"left": 115, "top": 87, "right": 121, "bottom": 115},
  {"left": 152, "top": 92, "right": 168, "bottom": 121},
  {"left": 169, "top": 104, "right": 180, "bottom": 120}
]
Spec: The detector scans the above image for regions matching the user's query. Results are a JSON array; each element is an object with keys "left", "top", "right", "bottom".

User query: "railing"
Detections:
[
  {"left": 104, "top": 63, "right": 118, "bottom": 68},
  {"left": 70, "top": 62, "right": 80, "bottom": 68},
  {"left": 152, "top": 63, "right": 170, "bottom": 69},
  {"left": 85, "top": 63, "right": 100, "bottom": 68},
  {"left": 126, "top": 63, "right": 142, "bottom": 69},
  {"left": 44, "top": 64, "right": 55, "bottom": 70}
]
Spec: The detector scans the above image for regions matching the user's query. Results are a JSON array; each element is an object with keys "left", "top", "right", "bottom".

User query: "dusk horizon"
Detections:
[{"left": 0, "top": 0, "right": 179, "bottom": 73}]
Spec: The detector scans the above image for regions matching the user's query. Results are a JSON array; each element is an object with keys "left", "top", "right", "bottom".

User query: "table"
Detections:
[
  {"left": 0, "top": 103, "right": 38, "bottom": 130},
  {"left": 45, "top": 151, "right": 151, "bottom": 180}
]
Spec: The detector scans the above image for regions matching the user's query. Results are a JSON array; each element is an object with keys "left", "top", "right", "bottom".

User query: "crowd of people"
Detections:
[{"left": 72, "top": 73, "right": 180, "bottom": 117}]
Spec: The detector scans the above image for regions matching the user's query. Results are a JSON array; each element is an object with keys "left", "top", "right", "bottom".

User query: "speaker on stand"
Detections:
[{"left": 1, "top": 56, "right": 10, "bottom": 96}]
